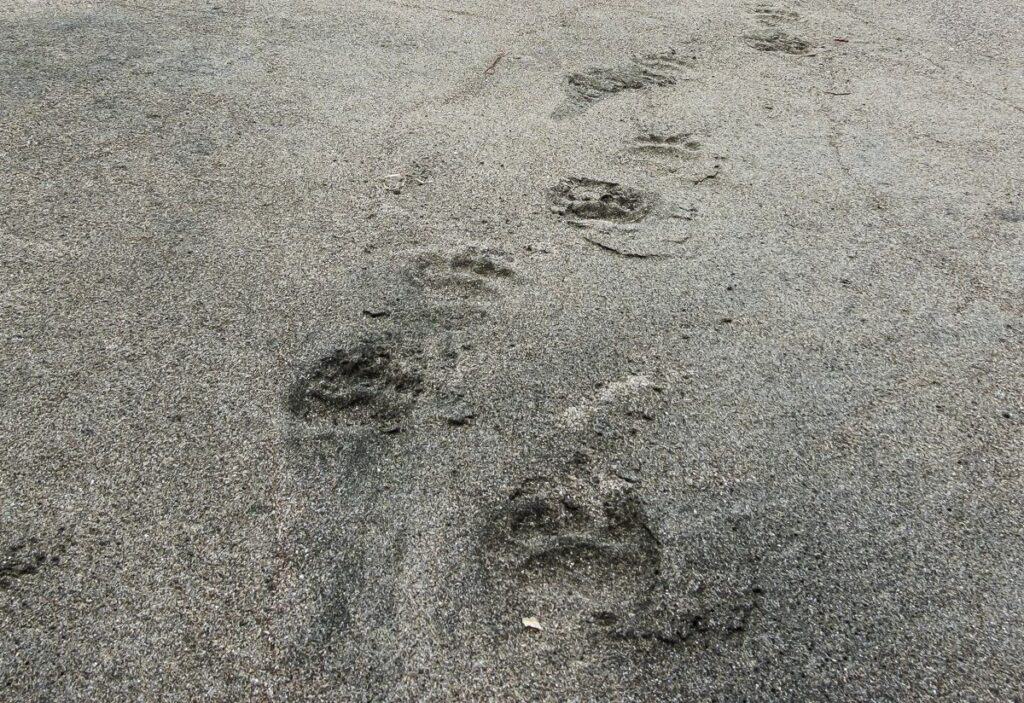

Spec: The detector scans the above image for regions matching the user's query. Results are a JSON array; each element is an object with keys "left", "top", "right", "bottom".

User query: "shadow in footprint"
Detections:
[
  {"left": 280, "top": 335, "right": 431, "bottom": 690},
  {"left": 474, "top": 375, "right": 770, "bottom": 656}
]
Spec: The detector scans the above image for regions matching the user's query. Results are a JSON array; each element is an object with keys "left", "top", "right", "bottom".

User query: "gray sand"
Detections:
[{"left": 2, "top": 0, "right": 1023, "bottom": 700}]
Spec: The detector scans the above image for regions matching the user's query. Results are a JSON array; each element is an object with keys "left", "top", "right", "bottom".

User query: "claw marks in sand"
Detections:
[
  {"left": 288, "top": 338, "right": 423, "bottom": 429},
  {"left": 293, "top": 249, "right": 513, "bottom": 433},
  {"left": 554, "top": 49, "right": 696, "bottom": 118},
  {"left": 549, "top": 177, "right": 656, "bottom": 224},
  {"left": 627, "top": 126, "right": 722, "bottom": 191},
  {"left": 745, "top": 31, "right": 812, "bottom": 55},
  {"left": 548, "top": 177, "right": 692, "bottom": 256}
]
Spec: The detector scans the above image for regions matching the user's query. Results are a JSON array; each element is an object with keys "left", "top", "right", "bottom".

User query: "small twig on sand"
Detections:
[
  {"left": 823, "top": 90, "right": 853, "bottom": 96},
  {"left": 581, "top": 236, "right": 669, "bottom": 259},
  {"left": 484, "top": 51, "right": 506, "bottom": 76}
]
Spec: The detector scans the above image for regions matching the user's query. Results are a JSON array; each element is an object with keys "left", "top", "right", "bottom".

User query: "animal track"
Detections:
[
  {"left": 1, "top": 542, "right": 59, "bottom": 590},
  {"left": 554, "top": 49, "right": 696, "bottom": 118},
  {"left": 751, "top": 5, "right": 801, "bottom": 26},
  {"left": 288, "top": 339, "right": 423, "bottom": 428},
  {"left": 599, "top": 586, "right": 764, "bottom": 648},
  {"left": 405, "top": 247, "right": 515, "bottom": 297},
  {"left": 478, "top": 375, "right": 670, "bottom": 628},
  {"left": 474, "top": 374, "right": 773, "bottom": 654},
  {"left": 485, "top": 475, "right": 662, "bottom": 617},
  {"left": 634, "top": 49, "right": 696, "bottom": 76},
  {"left": 745, "top": 30, "right": 813, "bottom": 55},
  {"left": 549, "top": 177, "right": 656, "bottom": 224},
  {"left": 994, "top": 207, "right": 1024, "bottom": 223},
  {"left": 630, "top": 131, "right": 703, "bottom": 160}
]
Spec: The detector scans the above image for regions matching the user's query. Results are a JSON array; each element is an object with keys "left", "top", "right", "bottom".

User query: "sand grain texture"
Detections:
[{"left": 2, "top": 0, "right": 1023, "bottom": 701}]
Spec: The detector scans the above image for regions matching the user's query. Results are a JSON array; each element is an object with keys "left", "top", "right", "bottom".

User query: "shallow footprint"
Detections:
[
  {"left": 477, "top": 375, "right": 670, "bottom": 631},
  {"left": 483, "top": 474, "right": 663, "bottom": 625},
  {"left": 601, "top": 583, "right": 765, "bottom": 649},
  {"left": 630, "top": 130, "right": 703, "bottom": 161},
  {"left": 751, "top": 5, "right": 801, "bottom": 26},
  {"left": 404, "top": 246, "right": 516, "bottom": 298},
  {"left": 554, "top": 49, "right": 696, "bottom": 118},
  {"left": 745, "top": 30, "right": 813, "bottom": 55},
  {"left": 287, "top": 336, "right": 424, "bottom": 430},
  {"left": 549, "top": 177, "right": 657, "bottom": 224}
]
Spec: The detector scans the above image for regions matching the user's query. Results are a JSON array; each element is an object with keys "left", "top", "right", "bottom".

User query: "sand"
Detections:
[{"left": 2, "top": 0, "right": 1023, "bottom": 700}]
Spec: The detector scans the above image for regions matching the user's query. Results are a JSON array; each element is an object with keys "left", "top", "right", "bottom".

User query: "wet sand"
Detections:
[{"left": 2, "top": 1, "right": 1023, "bottom": 700}]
